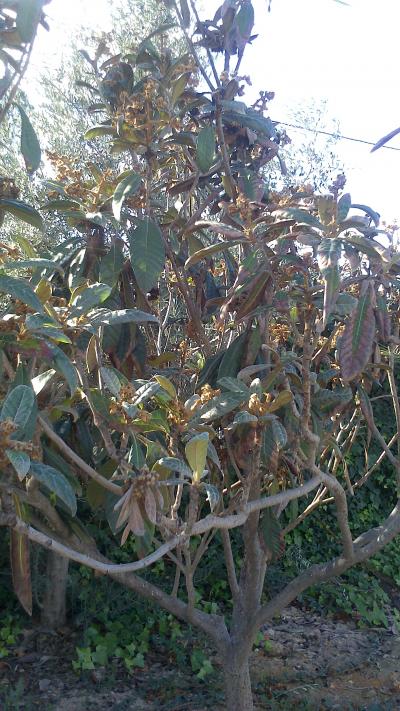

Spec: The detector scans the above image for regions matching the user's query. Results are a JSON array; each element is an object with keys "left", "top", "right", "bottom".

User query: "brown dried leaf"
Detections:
[
  {"left": 10, "top": 530, "right": 32, "bottom": 616},
  {"left": 338, "top": 286, "right": 376, "bottom": 381},
  {"left": 144, "top": 487, "right": 157, "bottom": 524}
]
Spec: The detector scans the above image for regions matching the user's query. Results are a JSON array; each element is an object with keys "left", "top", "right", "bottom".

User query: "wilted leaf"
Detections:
[
  {"left": 184, "top": 239, "right": 244, "bottom": 269},
  {"left": 157, "top": 457, "right": 193, "bottom": 478},
  {"left": 10, "top": 528, "right": 32, "bottom": 615},
  {"left": 338, "top": 286, "right": 376, "bottom": 381},
  {"left": 144, "top": 487, "right": 157, "bottom": 523}
]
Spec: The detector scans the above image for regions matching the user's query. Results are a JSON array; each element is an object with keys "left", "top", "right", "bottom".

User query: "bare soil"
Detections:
[{"left": 1, "top": 606, "right": 399, "bottom": 710}]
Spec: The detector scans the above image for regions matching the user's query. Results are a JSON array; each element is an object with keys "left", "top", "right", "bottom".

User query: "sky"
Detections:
[{"left": 28, "top": 0, "right": 400, "bottom": 223}]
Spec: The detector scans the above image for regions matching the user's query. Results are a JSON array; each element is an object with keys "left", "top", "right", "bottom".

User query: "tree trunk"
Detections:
[
  {"left": 41, "top": 551, "right": 69, "bottom": 628},
  {"left": 223, "top": 653, "right": 253, "bottom": 711}
]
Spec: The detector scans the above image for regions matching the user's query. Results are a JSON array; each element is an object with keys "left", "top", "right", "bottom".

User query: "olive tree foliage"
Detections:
[{"left": 1, "top": 1, "right": 400, "bottom": 709}]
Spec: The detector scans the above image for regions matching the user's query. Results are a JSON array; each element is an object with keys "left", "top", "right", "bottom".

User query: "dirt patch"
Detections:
[{"left": 1, "top": 606, "right": 399, "bottom": 710}]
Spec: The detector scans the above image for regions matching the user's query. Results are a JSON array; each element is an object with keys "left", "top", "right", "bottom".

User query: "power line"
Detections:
[{"left": 276, "top": 121, "right": 400, "bottom": 152}]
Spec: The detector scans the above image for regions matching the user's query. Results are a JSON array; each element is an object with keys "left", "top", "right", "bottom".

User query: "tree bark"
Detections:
[
  {"left": 223, "top": 652, "right": 253, "bottom": 711},
  {"left": 41, "top": 551, "right": 69, "bottom": 628}
]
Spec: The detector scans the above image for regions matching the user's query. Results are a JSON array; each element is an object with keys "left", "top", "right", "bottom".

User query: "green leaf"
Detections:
[
  {"left": 129, "top": 217, "right": 165, "bottom": 293},
  {"left": 112, "top": 172, "right": 142, "bottom": 221},
  {"left": 202, "top": 482, "right": 220, "bottom": 512},
  {"left": 0, "top": 274, "right": 44, "bottom": 313},
  {"left": 70, "top": 282, "right": 112, "bottom": 318},
  {"left": 184, "top": 239, "right": 244, "bottom": 269},
  {"left": 317, "top": 238, "right": 341, "bottom": 325},
  {"left": 337, "top": 193, "right": 351, "bottom": 221},
  {"left": 158, "top": 457, "right": 193, "bottom": 478},
  {"left": 100, "top": 367, "right": 121, "bottom": 397},
  {"left": 232, "top": 410, "right": 258, "bottom": 425},
  {"left": 217, "top": 377, "right": 249, "bottom": 394},
  {"left": 29, "top": 462, "right": 77, "bottom": 516},
  {"left": 154, "top": 375, "right": 176, "bottom": 400},
  {"left": 197, "top": 391, "right": 246, "bottom": 422},
  {"left": 86, "top": 308, "right": 158, "bottom": 328},
  {"left": 84, "top": 125, "right": 115, "bottom": 140},
  {"left": 185, "top": 432, "right": 209, "bottom": 482},
  {"left": 31, "top": 369, "right": 56, "bottom": 394},
  {"left": 312, "top": 387, "right": 352, "bottom": 415},
  {"left": 217, "top": 332, "right": 248, "bottom": 381},
  {"left": 11, "top": 234, "right": 37, "bottom": 258},
  {"left": 371, "top": 126, "right": 400, "bottom": 153},
  {"left": 5, "top": 258, "right": 63, "bottom": 275},
  {"left": 6, "top": 449, "right": 31, "bottom": 481},
  {"left": 15, "top": 104, "right": 41, "bottom": 174},
  {"left": 0, "top": 385, "right": 37, "bottom": 438},
  {"left": 260, "top": 509, "right": 282, "bottom": 560},
  {"left": 99, "top": 241, "right": 124, "bottom": 287},
  {"left": 236, "top": 1, "right": 254, "bottom": 45},
  {"left": 46, "top": 343, "right": 78, "bottom": 394},
  {"left": 196, "top": 126, "right": 216, "bottom": 174},
  {"left": 16, "top": 0, "right": 41, "bottom": 42},
  {"left": 338, "top": 286, "right": 376, "bottom": 381},
  {"left": 0, "top": 199, "right": 43, "bottom": 229},
  {"left": 179, "top": 0, "right": 191, "bottom": 27},
  {"left": 172, "top": 73, "right": 190, "bottom": 105},
  {"left": 350, "top": 203, "right": 380, "bottom": 226},
  {"left": 276, "top": 208, "right": 323, "bottom": 230}
]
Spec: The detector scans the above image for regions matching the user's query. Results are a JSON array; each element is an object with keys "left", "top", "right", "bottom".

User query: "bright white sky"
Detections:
[{"left": 29, "top": 0, "right": 400, "bottom": 222}]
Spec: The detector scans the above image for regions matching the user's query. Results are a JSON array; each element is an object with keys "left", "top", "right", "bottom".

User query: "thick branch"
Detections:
[
  {"left": 256, "top": 500, "right": 400, "bottom": 629},
  {"left": 38, "top": 415, "right": 121, "bottom": 495}
]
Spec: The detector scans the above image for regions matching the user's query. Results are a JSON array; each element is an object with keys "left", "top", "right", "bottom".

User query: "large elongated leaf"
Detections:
[
  {"left": 197, "top": 391, "right": 246, "bottom": 421},
  {"left": 29, "top": 462, "right": 77, "bottom": 516},
  {"left": 70, "top": 282, "right": 112, "bottom": 318},
  {"left": 86, "top": 308, "right": 158, "bottom": 328},
  {"left": 129, "top": 218, "right": 165, "bottom": 293},
  {"left": 184, "top": 239, "right": 244, "bottom": 269},
  {"left": 15, "top": 104, "right": 41, "bottom": 174},
  {"left": 5, "top": 258, "right": 63, "bottom": 275},
  {"left": 338, "top": 287, "right": 376, "bottom": 381},
  {"left": 0, "top": 199, "right": 43, "bottom": 229},
  {"left": 0, "top": 275, "right": 44, "bottom": 313},
  {"left": 0, "top": 385, "right": 37, "bottom": 438},
  {"left": 6, "top": 449, "right": 31, "bottom": 480},
  {"left": 45, "top": 343, "right": 78, "bottom": 394},
  {"left": 217, "top": 332, "right": 248, "bottom": 381},
  {"left": 185, "top": 432, "right": 209, "bottom": 482},
  {"left": 317, "top": 238, "right": 341, "bottom": 325},
  {"left": 16, "top": 0, "right": 41, "bottom": 42},
  {"left": 99, "top": 241, "right": 124, "bottom": 286},
  {"left": 10, "top": 528, "right": 32, "bottom": 615},
  {"left": 112, "top": 172, "right": 141, "bottom": 221},
  {"left": 196, "top": 126, "right": 216, "bottom": 174}
]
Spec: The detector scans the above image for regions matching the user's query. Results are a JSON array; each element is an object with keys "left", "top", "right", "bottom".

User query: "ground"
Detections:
[{"left": 1, "top": 606, "right": 400, "bottom": 710}]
